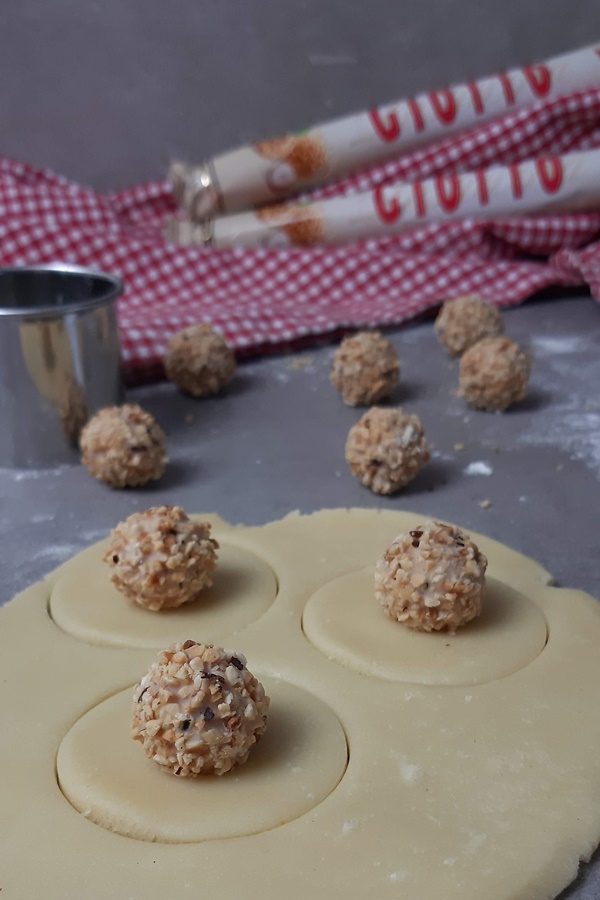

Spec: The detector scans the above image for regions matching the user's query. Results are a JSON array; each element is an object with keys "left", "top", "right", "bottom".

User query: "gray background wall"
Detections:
[{"left": 1, "top": 0, "right": 598, "bottom": 190}]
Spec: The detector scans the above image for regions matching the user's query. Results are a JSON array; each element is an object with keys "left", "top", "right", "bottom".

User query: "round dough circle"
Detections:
[
  {"left": 303, "top": 570, "right": 547, "bottom": 686},
  {"left": 57, "top": 678, "right": 348, "bottom": 843},
  {"left": 50, "top": 539, "right": 277, "bottom": 649}
]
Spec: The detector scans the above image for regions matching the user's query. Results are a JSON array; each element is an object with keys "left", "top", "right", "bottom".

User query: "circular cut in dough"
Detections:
[
  {"left": 303, "top": 569, "right": 547, "bottom": 686},
  {"left": 57, "top": 678, "right": 348, "bottom": 843},
  {"left": 50, "top": 540, "right": 277, "bottom": 649}
]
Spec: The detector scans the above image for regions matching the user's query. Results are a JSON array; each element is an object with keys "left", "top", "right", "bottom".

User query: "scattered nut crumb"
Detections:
[
  {"left": 479, "top": 499, "right": 492, "bottom": 509},
  {"left": 184, "top": 413, "right": 194, "bottom": 425},
  {"left": 454, "top": 443, "right": 465, "bottom": 452},
  {"left": 289, "top": 356, "right": 314, "bottom": 370}
]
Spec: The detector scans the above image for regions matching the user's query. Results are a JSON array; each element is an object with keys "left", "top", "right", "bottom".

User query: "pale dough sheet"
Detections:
[{"left": 1, "top": 508, "right": 600, "bottom": 900}]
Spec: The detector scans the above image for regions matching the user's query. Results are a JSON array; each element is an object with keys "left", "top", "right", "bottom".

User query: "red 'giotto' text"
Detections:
[
  {"left": 372, "top": 156, "right": 564, "bottom": 225},
  {"left": 369, "top": 63, "right": 552, "bottom": 142}
]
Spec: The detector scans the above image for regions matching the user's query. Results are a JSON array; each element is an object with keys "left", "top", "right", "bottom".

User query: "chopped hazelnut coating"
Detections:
[
  {"left": 80, "top": 404, "right": 167, "bottom": 488},
  {"left": 104, "top": 506, "right": 218, "bottom": 611},
  {"left": 375, "top": 521, "right": 487, "bottom": 633},
  {"left": 132, "top": 641, "right": 270, "bottom": 777},
  {"left": 330, "top": 331, "right": 400, "bottom": 406},
  {"left": 164, "top": 323, "right": 236, "bottom": 397},
  {"left": 345, "top": 407, "right": 429, "bottom": 495},
  {"left": 434, "top": 295, "right": 504, "bottom": 357},
  {"left": 459, "top": 336, "right": 531, "bottom": 411}
]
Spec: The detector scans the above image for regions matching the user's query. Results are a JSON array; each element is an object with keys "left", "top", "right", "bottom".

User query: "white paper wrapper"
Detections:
[
  {"left": 165, "top": 148, "right": 600, "bottom": 248},
  {"left": 170, "top": 43, "right": 600, "bottom": 219}
]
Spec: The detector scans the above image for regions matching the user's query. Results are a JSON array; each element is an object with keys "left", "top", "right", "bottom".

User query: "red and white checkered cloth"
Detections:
[{"left": 2, "top": 87, "right": 600, "bottom": 383}]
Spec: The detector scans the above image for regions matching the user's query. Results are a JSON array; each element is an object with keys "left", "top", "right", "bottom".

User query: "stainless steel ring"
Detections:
[{"left": 0, "top": 263, "right": 124, "bottom": 467}]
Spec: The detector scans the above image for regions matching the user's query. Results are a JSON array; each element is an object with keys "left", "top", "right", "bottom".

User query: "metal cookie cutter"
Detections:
[{"left": 0, "top": 263, "right": 123, "bottom": 467}]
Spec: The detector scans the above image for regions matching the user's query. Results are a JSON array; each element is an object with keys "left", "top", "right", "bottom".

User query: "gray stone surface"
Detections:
[
  {"left": 1, "top": 0, "right": 597, "bottom": 189},
  {"left": 2, "top": 292, "right": 600, "bottom": 897},
  {"left": 2, "top": 4, "right": 599, "bottom": 892}
]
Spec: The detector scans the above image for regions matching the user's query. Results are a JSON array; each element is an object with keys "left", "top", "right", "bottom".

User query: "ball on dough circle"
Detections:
[
  {"left": 330, "top": 331, "right": 400, "bottom": 406},
  {"left": 434, "top": 295, "right": 504, "bottom": 357},
  {"left": 345, "top": 407, "right": 429, "bottom": 494},
  {"left": 104, "top": 506, "right": 219, "bottom": 611},
  {"left": 132, "top": 641, "right": 270, "bottom": 776},
  {"left": 80, "top": 403, "right": 167, "bottom": 488},
  {"left": 375, "top": 521, "right": 487, "bottom": 633},
  {"left": 164, "top": 323, "right": 236, "bottom": 397},
  {"left": 458, "top": 336, "right": 531, "bottom": 411}
]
